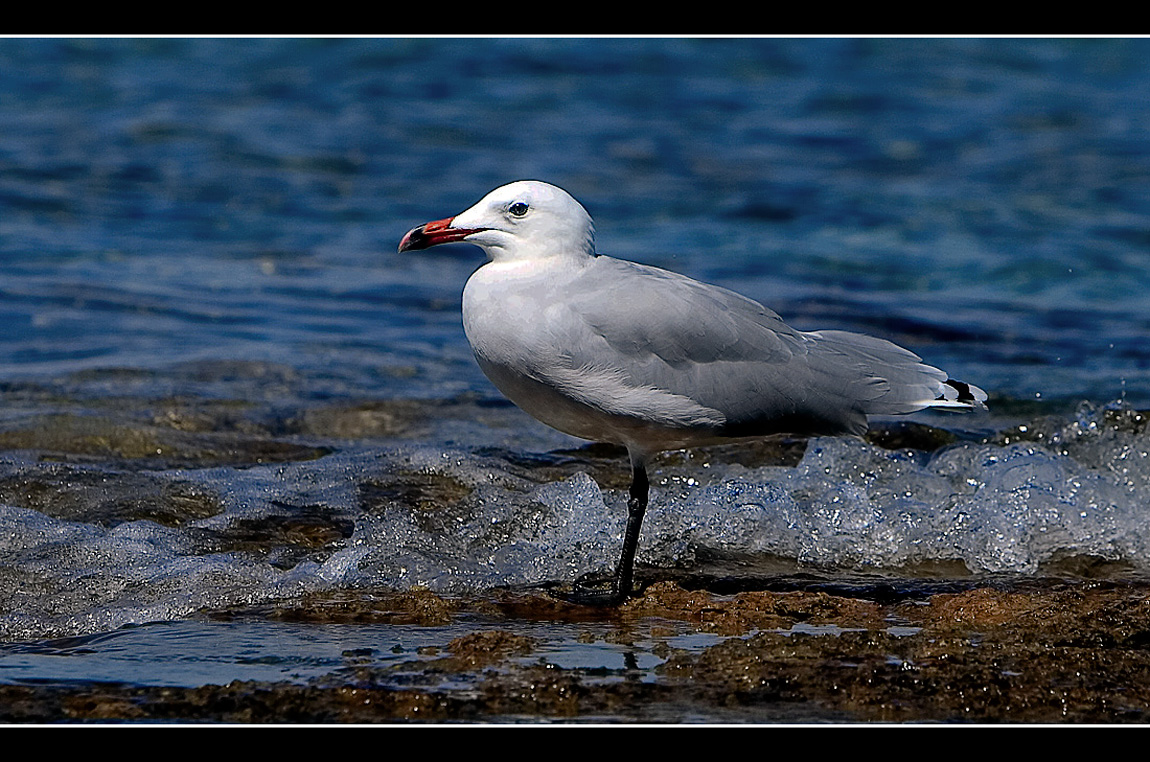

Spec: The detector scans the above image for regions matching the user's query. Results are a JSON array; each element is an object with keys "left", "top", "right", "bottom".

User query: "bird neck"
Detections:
[{"left": 487, "top": 241, "right": 595, "bottom": 266}]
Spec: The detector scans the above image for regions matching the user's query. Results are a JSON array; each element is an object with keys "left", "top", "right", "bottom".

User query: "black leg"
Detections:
[
  {"left": 614, "top": 461, "right": 649, "bottom": 599},
  {"left": 558, "top": 454, "right": 649, "bottom": 607}
]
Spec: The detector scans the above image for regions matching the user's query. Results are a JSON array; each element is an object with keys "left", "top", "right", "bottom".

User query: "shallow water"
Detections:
[
  {"left": 3, "top": 38, "right": 1150, "bottom": 710},
  {"left": 0, "top": 616, "right": 666, "bottom": 689}
]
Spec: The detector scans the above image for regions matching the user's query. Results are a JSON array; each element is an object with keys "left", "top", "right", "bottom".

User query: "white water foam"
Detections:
[{"left": 4, "top": 404, "right": 1150, "bottom": 641}]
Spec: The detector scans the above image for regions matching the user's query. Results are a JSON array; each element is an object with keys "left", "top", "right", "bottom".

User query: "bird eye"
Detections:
[{"left": 508, "top": 201, "right": 529, "bottom": 217}]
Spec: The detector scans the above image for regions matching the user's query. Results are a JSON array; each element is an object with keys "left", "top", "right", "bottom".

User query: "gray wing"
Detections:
[{"left": 550, "top": 256, "right": 954, "bottom": 437}]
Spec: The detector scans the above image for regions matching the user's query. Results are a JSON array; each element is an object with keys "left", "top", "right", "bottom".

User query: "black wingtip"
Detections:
[{"left": 944, "top": 379, "right": 989, "bottom": 409}]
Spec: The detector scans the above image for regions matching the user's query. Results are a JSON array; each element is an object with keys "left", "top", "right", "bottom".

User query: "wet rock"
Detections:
[
  {"left": 194, "top": 503, "right": 355, "bottom": 569},
  {"left": 8, "top": 579, "right": 1150, "bottom": 723},
  {"left": 211, "top": 588, "right": 461, "bottom": 627},
  {"left": 287, "top": 401, "right": 426, "bottom": 439},
  {"left": 0, "top": 413, "right": 330, "bottom": 469},
  {"left": 0, "top": 465, "right": 222, "bottom": 526},
  {"left": 623, "top": 581, "right": 888, "bottom": 635},
  {"left": 358, "top": 471, "right": 473, "bottom": 513},
  {"left": 438, "top": 630, "right": 536, "bottom": 670},
  {"left": 660, "top": 437, "right": 809, "bottom": 470},
  {"left": 357, "top": 470, "right": 476, "bottom": 534},
  {"left": 866, "top": 420, "right": 958, "bottom": 452},
  {"left": 481, "top": 443, "right": 634, "bottom": 490}
]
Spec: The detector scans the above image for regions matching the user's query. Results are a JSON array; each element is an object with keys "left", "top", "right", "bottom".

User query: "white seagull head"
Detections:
[{"left": 399, "top": 180, "right": 596, "bottom": 262}]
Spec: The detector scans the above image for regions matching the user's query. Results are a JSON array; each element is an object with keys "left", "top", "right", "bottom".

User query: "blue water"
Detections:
[
  {"left": 3, "top": 37, "right": 1150, "bottom": 404},
  {"left": 4, "top": 38, "right": 1150, "bottom": 681},
  {"left": 0, "top": 614, "right": 712, "bottom": 688}
]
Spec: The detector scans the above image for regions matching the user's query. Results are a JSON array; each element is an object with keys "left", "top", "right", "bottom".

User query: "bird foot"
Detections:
[{"left": 547, "top": 572, "right": 632, "bottom": 607}]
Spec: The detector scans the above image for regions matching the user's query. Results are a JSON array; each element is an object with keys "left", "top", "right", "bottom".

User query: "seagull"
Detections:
[{"left": 398, "top": 180, "right": 986, "bottom": 605}]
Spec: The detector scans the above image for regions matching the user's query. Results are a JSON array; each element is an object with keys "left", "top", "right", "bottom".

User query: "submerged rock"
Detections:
[{"left": 5, "top": 578, "right": 1150, "bottom": 723}]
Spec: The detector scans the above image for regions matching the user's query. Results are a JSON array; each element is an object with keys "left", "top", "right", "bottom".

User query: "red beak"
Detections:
[{"left": 398, "top": 216, "right": 486, "bottom": 252}]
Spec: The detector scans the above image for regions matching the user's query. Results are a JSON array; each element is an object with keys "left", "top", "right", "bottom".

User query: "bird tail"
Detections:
[
  {"left": 928, "top": 378, "right": 988, "bottom": 411},
  {"left": 807, "top": 329, "right": 987, "bottom": 416}
]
